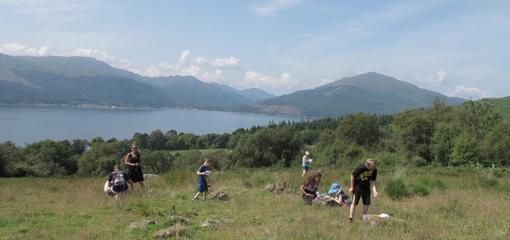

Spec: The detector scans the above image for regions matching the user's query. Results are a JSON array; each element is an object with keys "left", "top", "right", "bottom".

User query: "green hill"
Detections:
[
  {"left": 258, "top": 72, "right": 464, "bottom": 117},
  {"left": 482, "top": 97, "right": 510, "bottom": 115}
]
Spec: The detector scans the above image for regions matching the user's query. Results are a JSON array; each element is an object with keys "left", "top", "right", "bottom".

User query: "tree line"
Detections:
[{"left": 1, "top": 100, "right": 509, "bottom": 177}]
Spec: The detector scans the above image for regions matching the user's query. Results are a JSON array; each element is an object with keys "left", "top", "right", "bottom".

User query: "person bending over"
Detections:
[
  {"left": 348, "top": 159, "right": 379, "bottom": 222},
  {"left": 300, "top": 172, "right": 322, "bottom": 205}
]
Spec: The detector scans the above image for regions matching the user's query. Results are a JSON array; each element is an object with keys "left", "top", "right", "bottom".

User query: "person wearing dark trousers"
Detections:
[{"left": 348, "top": 159, "right": 379, "bottom": 222}]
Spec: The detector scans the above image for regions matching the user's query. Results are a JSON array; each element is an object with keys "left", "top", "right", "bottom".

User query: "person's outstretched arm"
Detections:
[{"left": 371, "top": 180, "right": 379, "bottom": 197}]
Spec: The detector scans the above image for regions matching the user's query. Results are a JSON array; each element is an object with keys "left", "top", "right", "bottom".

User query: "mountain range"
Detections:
[
  {"left": 0, "top": 53, "right": 274, "bottom": 109},
  {"left": 0, "top": 53, "right": 466, "bottom": 116}
]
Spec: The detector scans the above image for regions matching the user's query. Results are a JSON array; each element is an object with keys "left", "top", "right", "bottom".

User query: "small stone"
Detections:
[
  {"left": 143, "top": 173, "right": 159, "bottom": 178},
  {"left": 167, "top": 215, "right": 191, "bottom": 225},
  {"left": 265, "top": 182, "right": 292, "bottom": 193},
  {"left": 200, "top": 219, "right": 218, "bottom": 228},
  {"left": 154, "top": 223, "right": 186, "bottom": 238},
  {"left": 211, "top": 191, "right": 230, "bottom": 201},
  {"left": 129, "top": 219, "right": 157, "bottom": 230}
]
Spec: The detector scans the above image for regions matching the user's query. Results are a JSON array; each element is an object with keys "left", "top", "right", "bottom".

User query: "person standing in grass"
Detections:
[
  {"left": 348, "top": 159, "right": 379, "bottom": 222},
  {"left": 193, "top": 159, "right": 212, "bottom": 200},
  {"left": 124, "top": 144, "right": 145, "bottom": 192},
  {"left": 300, "top": 172, "right": 322, "bottom": 205},
  {"left": 301, "top": 151, "right": 313, "bottom": 176}
]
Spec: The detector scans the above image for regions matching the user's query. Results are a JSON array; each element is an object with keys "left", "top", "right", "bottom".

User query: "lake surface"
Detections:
[{"left": 0, "top": 106, "right": 302, "bottom": 145}]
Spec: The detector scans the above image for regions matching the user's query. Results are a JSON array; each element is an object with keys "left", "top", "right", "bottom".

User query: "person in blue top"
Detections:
[
  {"left": 301, "top": 151, "right": 313, "bottom": 176},
  {"left": 193, "top": 158, "right": 212, "bottom": 200}
]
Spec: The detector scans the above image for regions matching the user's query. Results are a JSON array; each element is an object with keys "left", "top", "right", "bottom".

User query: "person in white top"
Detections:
[{"left": 301, "top": 151, "right": 313, "bottom": 176}]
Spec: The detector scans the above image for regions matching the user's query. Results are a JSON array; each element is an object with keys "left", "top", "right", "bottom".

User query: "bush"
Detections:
[
  {"left": 417, "top": 177, "right": 447, "bottom": 191},
  {"left": 479, "top": 175, "right": 499, "bottom": 188},
  {"left": 411, "top": 183, "right": 430, "bottom": 196},
  {"left": 385, "top": 177, "right": 411, "bottom": 200}
]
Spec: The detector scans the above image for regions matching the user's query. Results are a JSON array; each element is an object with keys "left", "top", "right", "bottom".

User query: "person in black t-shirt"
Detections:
[{"left": 348, "top": 159, "right": 379, "bottom": 222}]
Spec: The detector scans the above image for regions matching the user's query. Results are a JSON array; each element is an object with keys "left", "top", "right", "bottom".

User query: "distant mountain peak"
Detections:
[{"left": 259, "top": 72, "right": 464, "bottom": 117}]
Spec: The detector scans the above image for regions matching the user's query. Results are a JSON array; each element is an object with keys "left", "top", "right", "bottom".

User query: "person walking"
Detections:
[
  {"left": 301, "top": 151, "right": 313, "bottom": 176},
  {"left": 124, "top": 144, "right": 145, "bottom": 192},
  {"left": 348, "top": 159, "right": 379, "bottom": 222},
  {"left": 193, "top": 159, "right": 212, "bottom": 200}
]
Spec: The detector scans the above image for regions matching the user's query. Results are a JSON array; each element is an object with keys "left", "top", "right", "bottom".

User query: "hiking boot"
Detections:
[{"left": 348, "top": 218, "right": 353, "bottom": 223}]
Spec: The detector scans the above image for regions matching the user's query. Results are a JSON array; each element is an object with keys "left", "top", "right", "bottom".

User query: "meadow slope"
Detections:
[{"left": 1, "top": 168, "right": 509, "bottom": 240}]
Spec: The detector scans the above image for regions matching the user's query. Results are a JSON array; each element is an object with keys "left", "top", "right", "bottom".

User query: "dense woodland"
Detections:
[{"left": 1, "top": 99, "right": 509, "bottom": 177}]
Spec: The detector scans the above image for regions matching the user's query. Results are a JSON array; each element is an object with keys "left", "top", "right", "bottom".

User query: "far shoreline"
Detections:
[{"left": 0, "top": 103, "right": 317, "bottom": 120}]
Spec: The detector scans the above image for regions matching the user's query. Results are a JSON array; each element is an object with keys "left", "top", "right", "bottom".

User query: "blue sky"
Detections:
[{"left": 0, "top": 0, "right": 509, "bottom": 98}]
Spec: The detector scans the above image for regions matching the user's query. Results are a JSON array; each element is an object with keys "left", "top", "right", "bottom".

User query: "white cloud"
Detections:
[
  {"left": 244, "top": 71, "right": 298, "bottom": 89},
  {"left": 68, "top": 48, "right": 141, "bottom": 74},
  {"left": 450, "top": 85, "right": 492, "bottom": 99},
  {"left": 144, "top": 62, "right": 223, "bottom": 82},
  {"left": 0, "top": 42, "right": 143, "bottom": 74},
  {"left": 319, "top": 77, "right": 334, "bottom": 86},
  {"left": 178, "top": 50, "right": 191, "bottom": 63},
  {"left": 414, "top": 70, "right": 448, "bottom": 85},
  {"left": 71, "top": 48, "right": 116, "bottom": 62},
  {"left": 210, "top": 57, "right": 240, "bottom": 67},
  {"left": 253, "top": 0, "right": 301, "bottom": 16},
  {"left": 0, "top": 42, "right": 52, "bottom": 56},
  {"left": 194, "top": 56, "right": 209, "bottom": 65}
]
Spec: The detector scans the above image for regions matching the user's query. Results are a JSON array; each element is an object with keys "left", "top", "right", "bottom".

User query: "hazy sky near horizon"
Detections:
[{"left": 0, "top": 0, "right": 508, "bottom": 98}]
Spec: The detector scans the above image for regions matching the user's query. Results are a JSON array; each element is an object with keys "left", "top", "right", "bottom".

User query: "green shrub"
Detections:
[
  {"left": 479, "top": 175, "right": 499, "bottom": 188},
  {"left": 411, "top": 183, "right": 430, "bottom": 196},
  {"left": 242, "top": 180, "right": 253, "bottom": 189},
  {"left": 417, "top": 177, "right": 447, "bottom": 191},
  {"left": 385, "top": 177, "right": 411, "bottom": 200}
]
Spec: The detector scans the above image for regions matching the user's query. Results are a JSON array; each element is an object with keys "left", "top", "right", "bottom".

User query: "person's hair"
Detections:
[
  {"left": 113, "top": 164, "right": 119, "bottom": 170},
  {"left": 305, "top": 172, "right": 322, "bottom": 185},
  {"left": 366, "top": 159, "right": 376, "bottom": 168},
  {"left": 204, "top": 158, "right": 212, "bottom": 163}
]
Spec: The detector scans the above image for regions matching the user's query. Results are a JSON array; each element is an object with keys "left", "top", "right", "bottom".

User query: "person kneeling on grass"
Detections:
[
  {"left": 193, "top": 159, "right": 212, "bottom": 201},
  {"left": 300, "top": 172, "right": 322, "bottom": 205},
  {"left": 348, "top": 159, "right": 379, "bottom": 222},
  {"left": 104, "top": 164, "right": 129, "bottom": 198},
  {"left": 326, "top": 182, "right": 352, "bottom": 207}
]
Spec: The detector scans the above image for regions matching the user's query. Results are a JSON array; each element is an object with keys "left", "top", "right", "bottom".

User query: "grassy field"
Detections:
[{"left": 1, "top": 167, "right": 509, "bottom": 239}]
